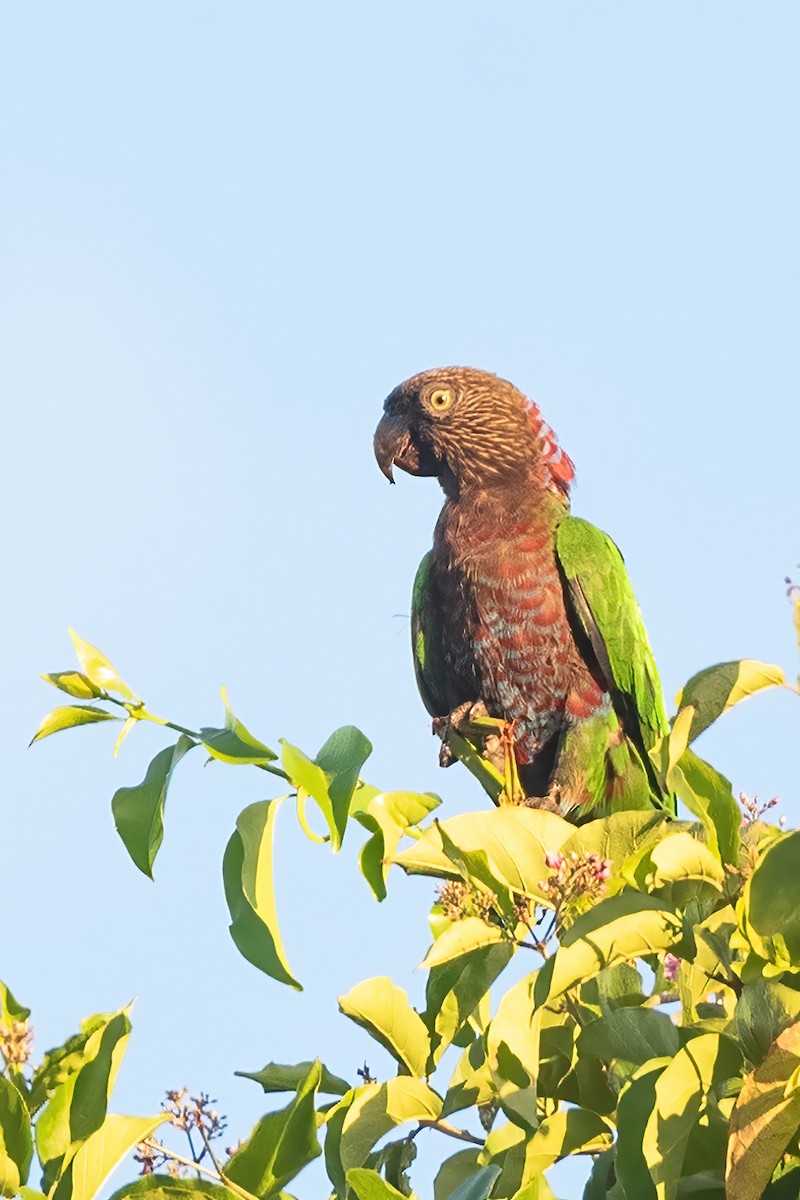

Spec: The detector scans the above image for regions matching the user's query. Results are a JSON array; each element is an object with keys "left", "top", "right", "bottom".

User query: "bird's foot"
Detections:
[
  {"left": 433, "top": 704, "right": 525, "bottom": 806},
  {"left": 520, "top": 783, "right": 563, "bottom": 815},
  {"left": 432, "top": 700, "right": 490, "bottom": 767}
]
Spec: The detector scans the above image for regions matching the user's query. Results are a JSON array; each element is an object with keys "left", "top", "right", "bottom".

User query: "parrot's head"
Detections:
[{"left": 373, "top": 366, "right": 574, "bottom": 498}]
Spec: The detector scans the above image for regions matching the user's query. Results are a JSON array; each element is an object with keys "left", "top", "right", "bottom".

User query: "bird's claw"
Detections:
[{"left": 433, "top": 704, "right": 525, "bottom": 805}]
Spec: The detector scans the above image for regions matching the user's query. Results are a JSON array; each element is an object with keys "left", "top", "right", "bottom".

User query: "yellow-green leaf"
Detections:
[
  {"left": 347, "top": 1167, "right": 411, "bottom": 1200},
  {"left": 560, "top": 811, "right": 668, "bottom": 884},
  {"left": 421, "top": 919, "right": 507, "bottom": 971},
  {"left": 674, "top": 660, "right": 786, "bottom": 743},
  {"left": 36, "top": 1007, "right": 132, "bottom": 1190},
  {"left": 338, "top": 1078, "right": 441, "bottom": 1174},
  {"left": 68, "top": 629, "right": 138, "bottom": 700},
  {"left": 482, "top": 1108, "right": 612, "bottom": 1189},
  {"left": 668, "top": 749, "right": 740, "bottom": 866},
  {"left": 643, "top": 1033, "right": 742, "bottom": 1199},
  {"left": 40, "top": 671, "right": 103, "bottom": 700},
  {"left": 222, "top": 799, "right": 301, "bottom": 990},
  {"left": 647, "top": 831, "right": 725, "bottom": 890},
  {"left": 0, "top": 1078, "right": 32, "bottom": 1196},
  {"left": 52, "top": 1113, "right": 165, "bottom": 1200},
  {"left": 534, "top": 894, "right": 680, "bottom": 1006},
  {"left": 281, "top": 726, "right": 372, "bottom": 851},
  {"left": 30, "top": 705, "right": 119, "bottom": 745},
  {"left": 740, "top": 830, "right": 800, "bottom": 973},
  {"left": 393, "top": 808, "right": 572, "bottom": 899},
  {"left": 225, "top": 1061, "right": 322, "bottom": 1195},
  {"left": 200, "top": 685, "right": 277, "bottom": 766},
  {"left": 338, "top": 978, "right": 430, "bottom": 1077}
]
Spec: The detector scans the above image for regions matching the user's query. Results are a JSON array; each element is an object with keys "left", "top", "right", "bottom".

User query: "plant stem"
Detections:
[
  {"left": 414, "top": 1119, "right": 485, "bottom": 1146},
  {"left": 198, "top": 1123, "right": 226, "bottom": 1176},
  {"left": 141, "top": 1139, "right": 259, "bottom": 1200}
]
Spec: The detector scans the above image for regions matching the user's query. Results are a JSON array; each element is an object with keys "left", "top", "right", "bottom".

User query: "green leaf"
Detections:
[
  {"left": 734, "top": 980, "right": 800, "bottom": 1066},
  {"left": 578, "top": 1007, "right": 679, "bottom": 1066},
  {"left": 483, "top": 1109, "right": 612, "bottom": 1189},
  {"left": 582, "top": 1148, "right": 616, "bottom": 1200},
  {"left": 442, "top": 726, "right": 505, "bottom": 803},
  {"left": 200, "top": 685, "right": 277, "bottom": 765},
  {"left": 235, "top": 1060, "right": 349, "bottom": 1096},
  {"left": 40, "top": 671, "right": 103, "bottom": 699},
  {"left": 225, "top": 1061, "right": 322, "bottom": 1196},
  {"left": 281, "top": 726, "right": 372, "bottom": 851},
  {"left": 0, "top": 981, "right": 30, "bottom": 1026},
  {"left": 421, "top": 919, "right": 508, "bottom": 970},
  {"left": 425, "top": 941, "right": 514, "bottom": 1067},
  {"left": 107, "top": 1179, "right": 242, "bottom": 1200},
  {"left": 0, "top": 1077, "right": 32, "bottom": 1195},
  {"left": 487, "top": 973, "right": 542, "bottom": 1130},
  {"left": 647, "top": 831, "right": 725, "bottom": 892},
  {"left": 346, "top": 1168, "right": 410, "bottom": 1200},
  {"left": 30, "top": 704, "right": 120, "bottom": 745},
  {"left": 726, "top": 1021, "right": 800, "bottom": 1200},
  {"left": 511, "top": 1178, "right": 558, "bottom": 1200},
  {"left": 642, "top": 1033, "right": 742, "bottom": 1199},
  {"left": 338, "top": 978, "right": 430, "bottom": 1077},
  {"left": 445, "top": 1166, "right": 502, "bottom": 1200},
  {"left": 222, "top": 799, "right": 301, "bottom": 990},
  {"left": 36, "top": 1007, "right": 132, "bottom": 1190},
  {"left": 615, "top": 1062, "right": 666, "bottom": 1200},
  {"left": 337, "top": 1079, "right": 442, "bottom": 1176},
  {"left": 376, "top": 791, "right": 442, "bottom": 827},
  {"left": 52, "top": 1113, "right": 165, "bottom": 1200},
  {"left": 561, "top": 811, "right": 669, "bottom": 885},
  {"left": 534, "top": 894, "right": 680, "bottom": 1006},
  {"left": 353, "top": 811, "right": 394, "bottom": 901},
  {"left": 668, "top": 750, "right": 740, "bottom": 866},
  {"left": 354, "top": 791, "right": 441, "bottom": 901},
  {"left": 434, "top": 1150, "right": 483, "bottom": 1200},
  {"left": 674, "top": 660, "right": 786, "bottom": 743},
  {"left": 28, "top": 1015, "right": 109, "bottom": 1116},
  {"left": 393, "top": 808, "right": 573, "bottom": 899},
  {"left": 68, "top": 629, "right": 139, "bottom": 700},
  {"left": 740, "top": 830, "right": 800, "bottom": 972},
  {"left": 442, "top": 1038, "right": 495, "bottom": 1117},
  {"left": 111, "top": 735, "right": 195, "bottom": 878}
]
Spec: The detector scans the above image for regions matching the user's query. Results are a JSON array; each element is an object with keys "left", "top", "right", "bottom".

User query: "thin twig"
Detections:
[
  {"left": 198, "top": 1122, "right": 226, "bottom": 1176},
  {"left": 413, "top": 1118, "right": 485, "bottom": 1146},
  {"left": 141, "top": 1139, "right": 259, "bottom": 1200}
]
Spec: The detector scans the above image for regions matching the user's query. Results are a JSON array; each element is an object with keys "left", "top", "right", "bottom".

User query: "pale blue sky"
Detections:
[{"left": 2, "top": 4, "right": 799, "bottom": 1196}]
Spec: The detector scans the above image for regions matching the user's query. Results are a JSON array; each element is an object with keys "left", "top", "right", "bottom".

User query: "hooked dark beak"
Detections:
[
  {"left": 374, "top": 412, "right": 410, "bottom": 483},
  {"left": 374, "top": 411, "right": 440, "bottom": 482}
]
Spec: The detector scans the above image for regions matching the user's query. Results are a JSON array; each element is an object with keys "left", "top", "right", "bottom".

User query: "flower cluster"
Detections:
[
  {"left": 436, "top": 879, "right": 497, "bottom": 922},
  {"left": 738, "top": 791, "right": 784, "bottom": 827},
  {"left": 663, "top": 952, "right": 681, "bottom": 983},
  {"left": 436, "top": 880, "right": 533, "bottom": 927},
  {"left": 538, "top": 850, "right": 612, "bottom": 915},
  {"left": 135, "top": 1089, "right": 228, "bottom": 1178},
  {"left": 0, "top": 1020, "right": 33, "bottom": 1067}
]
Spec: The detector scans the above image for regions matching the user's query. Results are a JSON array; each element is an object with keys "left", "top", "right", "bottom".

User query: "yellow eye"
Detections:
[{"left": 429, "top": 388, "right": 454, "bottom": 412}]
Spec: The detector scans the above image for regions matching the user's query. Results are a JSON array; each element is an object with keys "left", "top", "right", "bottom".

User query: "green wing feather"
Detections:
[
  {"left": 411, "top": 551, "right": 449, "bottom": 718},
  {"left": 556, "top": 516, "right": 671, "bottom": 805}
]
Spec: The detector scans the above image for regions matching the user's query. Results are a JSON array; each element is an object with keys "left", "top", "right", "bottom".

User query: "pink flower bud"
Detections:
[
  {"left": 545, "top": 851, "right": 564, "bottom": 871},
  {"left": 663, "top": 953, "right": 681, "bottom": 982}
]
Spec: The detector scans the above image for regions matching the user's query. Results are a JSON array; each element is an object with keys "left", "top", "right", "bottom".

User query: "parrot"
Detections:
[{"left": 373, "top": 366, "right": 673, "bottom": 820}]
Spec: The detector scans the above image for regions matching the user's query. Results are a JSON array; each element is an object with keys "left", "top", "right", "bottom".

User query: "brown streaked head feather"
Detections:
[{"left": 374, "top": 366, "right": 574, "bottom": 498}]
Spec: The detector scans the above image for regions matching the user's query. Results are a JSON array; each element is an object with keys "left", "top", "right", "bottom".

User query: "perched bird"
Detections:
[{"left": 374, "top": 366, "right": 672, "bottom": 820}]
